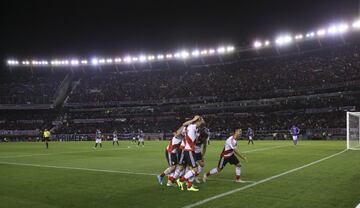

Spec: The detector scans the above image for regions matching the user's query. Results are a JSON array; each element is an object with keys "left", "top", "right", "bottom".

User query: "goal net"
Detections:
[{"left": 347, "top": 112, "right": 360, "bottom": 150}]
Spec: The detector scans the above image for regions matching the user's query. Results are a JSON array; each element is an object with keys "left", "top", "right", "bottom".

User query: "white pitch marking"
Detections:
[
  {"left": 242, "top": 145, "right": 290, "bottom": 153},
  {"left": 182, "top": 149, "right": 347, "bottom": 208}
]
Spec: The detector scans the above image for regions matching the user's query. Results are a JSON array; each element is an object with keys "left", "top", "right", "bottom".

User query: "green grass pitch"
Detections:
[{"left": 0, "top": 140, "right": 359, "bottom": 208}]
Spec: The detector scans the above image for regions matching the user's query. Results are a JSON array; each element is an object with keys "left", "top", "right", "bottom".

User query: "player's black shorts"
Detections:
[
  {"left": 165, "top": 150, "right": 178, "bottom": 166},
  {"left": 218, "top": 154, "right": 240, "bottom": 170},
  {"left": 194, "top": 152, "right": 203, "bottom": 162},
  {"left": 179, "top": 151, "right": 197, "bottom": 168},
  {"left": 43, "top": 137, "right": 50, "bottom": 142}
]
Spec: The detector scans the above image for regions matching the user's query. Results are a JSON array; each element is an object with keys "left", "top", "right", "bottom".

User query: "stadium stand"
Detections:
[{"left": 1, "top": 38, "right": 360, "bottom": 140}]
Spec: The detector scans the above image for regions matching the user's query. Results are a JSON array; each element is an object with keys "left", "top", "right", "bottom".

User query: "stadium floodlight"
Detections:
[
  {"left": 147, "top": 55, "right": 155, "bottom": 60},
  {"left": 295, "top": 34, "right": 303, "bottom": 40},
  {"left": 41, "top": 61, "right": 48, "bottom": 65},
  {"left": 306, "top": 32, "right": 315, "bottom": 38},
  {"left": 253, "top": 41, "right": 262, "bottom": 48},
  {"left": 114, "top": 58, "right": 122, "bottom": 63},
  {"left": 174, "top": 52, "right": 181, "bottom": 58},
  {"left": 226, "top": 46, "right": 235, "bottom": 52},
  {"left": 157, "top": 54, "right": 164, "bottom": 59},
  {"left": 208, "top": 49, "right": 215, "bottom": 54},
  {"left": 192, "top": 50, "right": 200, "bottom": 56},
  {"left": 181, "top": 51, "right": 189, "bottom": 59},
  {"left": 32, "top": 60, "right": 38, "bottom": 65},
  {"left": 124, "top": 56, "right": 132, "bottom": 63},
  {"left": 327, "top": 25, "right": 338, "bottom": 34},
  {"left": 275, "top": 35, "right": 292, "bottom": 46},
  {"left": 98, "top": 59, "right": 105, "bottom": 64},
  {"left": 217, "top": 47, "right": 226, "bottom": 53},
  {"left": 106, "top": 58, "right": 113, "bottom": 63},
  {"left": 81, "top": 60, "right": 88, "bottom": 64},
  {"left": 317, "top": 29, "right": 326, "bottom": 36},
  {"left": 200, "top": 50, "right": 208, "bottom": 55},
  {"left": 264, "top": 40, "right": 270, "bottom": 46},
  {"left": 338, "top": 23, "right": 349, "bottom": 33},
  {"left": 166, "top": 54, "right": 173, "bottom": 59},
  {"left": 132, "top": 57, "right": 138, "bottom": 62},
  {"left": 139, "top": 55, "right": 147, "bottom": 62},
  {"left": 71, "top": 60, "right": 79, "bottom": 65},
  {"left": 352, "top": 19, "right": 360, "bottom": 29},
  {"left": 91, "top": 58, "right": 99, "bottom": 65}
]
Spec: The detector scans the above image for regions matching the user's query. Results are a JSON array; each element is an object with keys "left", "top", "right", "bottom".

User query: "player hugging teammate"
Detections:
[{"left": 157, "top": 115, "right": 205, "bottom": 191}]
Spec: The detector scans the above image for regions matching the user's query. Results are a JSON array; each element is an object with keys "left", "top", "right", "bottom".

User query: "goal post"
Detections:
[{"left": 347, "top": 112, "right": 360, "bottom": 150}]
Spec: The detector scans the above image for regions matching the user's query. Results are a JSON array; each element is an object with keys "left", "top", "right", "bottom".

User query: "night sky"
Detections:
[{"left": 1, "top": 0, "right": 359, "bottom": 60}]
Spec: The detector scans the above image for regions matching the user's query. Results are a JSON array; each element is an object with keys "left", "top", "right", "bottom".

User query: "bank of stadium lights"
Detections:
[
  {"left": 6, "top": 45, "right": 235, "bottom": 67},
  {"left": 253, "top": 19, "right": 360, "bottom": 49}
]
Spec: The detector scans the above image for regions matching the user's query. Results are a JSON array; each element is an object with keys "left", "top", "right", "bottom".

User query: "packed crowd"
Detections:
[
  {"left": 0, "top": 69, "right": 67, "bottom": 104},
  {"left": 68, "top": 44, "right": 360, "bottom": 103}
]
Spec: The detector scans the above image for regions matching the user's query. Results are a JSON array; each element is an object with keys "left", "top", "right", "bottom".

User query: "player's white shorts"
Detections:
[
  {"left": 113, "top": 138, "right": 118, "bottom": 142},
  {"left": 96, "top": 139, "right": 102, "bottom": 143},
  {"left": 292, "top": 135, "right": 298, "bottom": 140},
  {"left": 248, "top": 136, "right": 253, "bottom": 140},
  {"left": 139, "top": 138, "right": 144, "bottom": 142}
]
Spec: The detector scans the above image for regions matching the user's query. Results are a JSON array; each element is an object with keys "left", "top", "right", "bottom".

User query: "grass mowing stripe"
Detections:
[
  {"left": 0, "top": 161, "right": 158, "bottom": 176},
  {"left": 182, "top": 149, "right": 348, "bottom": 208},
  {"left": 0, "top": 145, "right": 288, "bottom": 159},
  {"left": 0, "top": 147, "right": 132, "bottom": 159}
]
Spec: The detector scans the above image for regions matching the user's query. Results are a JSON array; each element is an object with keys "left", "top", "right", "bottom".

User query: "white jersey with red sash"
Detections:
[
  {"left": 183, "top": 124, "right": 198, "bottom": 152},
  {"left": 166, "top": 136, "right": 182, "bottom": 153},
  {"left": 220, "top": 136, "right": 237, "bottom": 158}
]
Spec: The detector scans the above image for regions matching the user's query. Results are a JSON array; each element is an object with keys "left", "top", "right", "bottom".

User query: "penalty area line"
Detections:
[{"left": 182, "top": 149, "right": 348, "bottom": 208}]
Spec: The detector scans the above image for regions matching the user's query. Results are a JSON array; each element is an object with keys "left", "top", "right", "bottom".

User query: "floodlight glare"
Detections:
[
  {"left": 157, "top": 54, "right": 164, "bottom": 59},
  {"left": 124, "top": 56, "right": 132, "bottom": 63},
  {"left": 253, "top": 41, "right": 262, "bottom": 48},
  {"left": 148, "top": 55, "right": 155, "bottom": 60},
  {"left": 317, "top": 29, "right": 326, "bottom": 36},
  {"left": 217, "top": 47, "right": 226, "bottom": 53},
  {"left": 106, "top": 59, "right": 113, "bottom": 63},
  {"left": 114, "top": 58, "right": 122, "bottom": 63},
  {"left": 166, "top": 54, "right": 173, "bottom": 58},
  {"left": 295, "top": 34, "right": 303, "bottom": 40},
  {"left": 91, "top": 58, "right": 99, "bottom": 65},
  {"left": 81, "top": 60, "right": 88, "bottom": 64},
  {"left": 192, "top": 50, "right": 200, "bottom": 56},
  {"left": 139, "top": 55, "right": 147, "bottom": 62},
  {"left": 200, "top": 50, "right": 208, "bottom": 55},
  {"left": 226, "top": 46, "right": 235, "bottom": 52},
  {"left": 264, "top": 40, "right": 270, "bottom": 46},
  {"left": 174, "top": 53, "right": 181, "bottom": 58},
  {"left": 327, "top": 25, "right": 338, "bottom": 34},
  {"left": 208, "top": 49, "right": 215, "bottom": 54},
  {"left": 99, "top": 59, "right": 105, "bottom": 64},
  {"left": 352, "top": 19, "right": 360, "bottom": 29},
  {"left": 338, "top": 23, "right": 349, "bottom": 33},
  {"left": 132, "top": 57, "right": 138, "bottom": 62},
  {"left": 71, "top": 60, "right": 79, "bottom": 65},
  {"left": 181, "top": 51, "right": 189, "bottom": 58}
]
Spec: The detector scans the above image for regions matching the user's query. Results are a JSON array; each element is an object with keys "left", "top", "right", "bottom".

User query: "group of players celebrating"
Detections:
[{"left": 156, "top": 115, "right": 248, "bottom": 192}]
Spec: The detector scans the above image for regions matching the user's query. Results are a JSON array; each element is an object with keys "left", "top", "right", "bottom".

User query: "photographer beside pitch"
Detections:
[{"left": 203, "top": 128, "right": 248, "bottom": 183}]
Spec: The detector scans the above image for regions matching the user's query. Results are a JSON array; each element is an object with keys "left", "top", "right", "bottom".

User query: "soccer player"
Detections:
[
  {"left": 137, "top": 135, "right": 144, "bottom": 147},
  {"left": 290, "top": 125, "right": 300, "bottom": 145},
  {"left": 157, "top": 126, "right": 184, "bottom": 186},
  {"left": 43, "top": 128, "right": 51, "bottom": 149},
  {"left": 247, "top": 127, "right": 254, "bottom": 145},
  {"left": 193, "top": 127, "right": 208, "bottom": 183},
  {"left": 177, "top": 115, "right": 205, "bottom": 192},
  {"left": 203, "top": 129, "right": 247, "bottom": 183},
  {"left": 113, "top": 130, "right": 119, "bottom": 146},
  {"left": 94, "top": 129, "right": 102, "bottom": 149}
]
